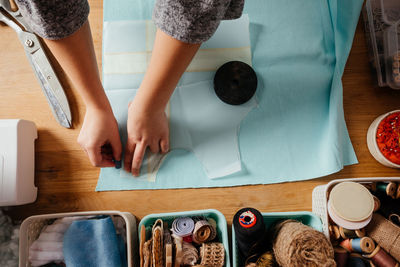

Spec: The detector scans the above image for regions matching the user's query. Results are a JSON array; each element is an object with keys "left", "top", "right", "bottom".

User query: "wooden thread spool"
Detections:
[
  {"left": 396, "top": 185, "right": 400, "bottom": 199},
  {"left": 364, "top": 182, "right": 377, "bottom": 192},
  {"left": 366, "top": 246, "right": 399, "bottom": 267},
  {"left": 339, "top": 227, "right": 365, "bottom": 239},
  {"left": 330, "top": 225, "right": 341, "bottom": 240},
  {"left": 376, "top": 182, "right": 397, "bottom": 199},
  {"left": 340, "top": 237, "right": 375, "bottom": 254},
  {"left": 373, "top": 196, "right": 381, "bottom": 212},
  {"left": 334, "top": 247, "right": 349, "bottom": 267}
]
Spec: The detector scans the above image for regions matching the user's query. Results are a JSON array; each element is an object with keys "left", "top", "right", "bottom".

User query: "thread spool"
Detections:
[
  {"left": 364, "top": 182, "right": 377, "bottom": 192},
  {"left": 339, "top": 227, "right": 366, "bottom": 239},
  {"left": 374, "top": 195, "right": 381, "bottom": 212},
  {"left": 366, "top": 213, "right": 400, "bottom": 262},
  {"left": 233, "top": 208, "right": 266, "bottom": 259},
  {"left": 373, "top": 191, "right": 400, "bottom": 220},
  {"left": 365, "top": 246, "right": 399, "bottom": 267},
  {"left": 272, "top": 220, "right": 335, "bottom": 267},
  {"left": 213, "top": 61, "right": 257, "bottom": 105},
  {"left": 396, "top": 185, "right": 400, "bottom": 199},
  {"left": 347, "top": 253, "right": 368, "bottom": 267},
  {"left": 329, "top": 225, "right": 341, "bottom": 240},
  {"left": 340, "top": 237, "right": 375, "bottom": 254},
  {"left": 334, "top": 247, "right": 349, "bottom": 267},
  {"left": 376, "top": 182, "right": 397, "bottom": 199}
]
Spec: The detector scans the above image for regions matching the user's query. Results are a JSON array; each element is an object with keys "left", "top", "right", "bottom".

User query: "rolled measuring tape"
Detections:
[
  {"left": 233, "top": 207, "right": 266, "bottom": 258},
  {"left": 171, "top": 217, "right": 195, "bottom": 239},
  {"left": 192, "top": 220, "right": 217, "bottom": 244}
]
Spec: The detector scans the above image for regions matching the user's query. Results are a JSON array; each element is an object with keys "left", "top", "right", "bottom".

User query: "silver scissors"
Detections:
[{"left": 0, "top": 0, "right": 72, "bottom": 128}]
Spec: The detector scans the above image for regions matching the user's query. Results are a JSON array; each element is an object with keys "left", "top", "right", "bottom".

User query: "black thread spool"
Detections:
[
  {"left": 233, "top": 207, "right": 266, "bottom": 260},
  {"left": 214, "top": 61, "right": 257, "bottom": 105}
]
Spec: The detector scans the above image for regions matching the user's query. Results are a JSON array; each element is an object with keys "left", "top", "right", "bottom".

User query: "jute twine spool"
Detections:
[
  {"left": 272, "top": 220, "right": 335, "bottom": 267},
  {"left": 366, "top": 213, "right": 400, "bottom": 262}
]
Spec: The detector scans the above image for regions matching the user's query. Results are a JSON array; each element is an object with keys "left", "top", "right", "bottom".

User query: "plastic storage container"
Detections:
[
  {"left": 312, "top": 177, "right": 400, "bottom": 237},
  {"left": 139, "top": 209, "right": 230, "bottom": 267},
  {"left": 367, "top": 110, "right": 400, "bottom": 168},
  {"left": 363, "top": 0, "right": 400, "bottom": 89},
  {"left": 231, "top": 211, "right": 323, "bottom": 267},
  {"left": 19, "top": 211, "right": 138, "bottom": 267}
]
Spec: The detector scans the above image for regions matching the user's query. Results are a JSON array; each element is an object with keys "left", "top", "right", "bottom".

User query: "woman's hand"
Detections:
[
  {"left": 78, "top": 107, "right": 122, "bottom": 167},
  {"left": 124, "top": 100, "right": 169, "bottom": 176}
]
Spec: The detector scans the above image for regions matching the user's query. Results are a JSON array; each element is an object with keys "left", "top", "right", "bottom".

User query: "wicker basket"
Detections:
[
  {"left": 312, "top": 177, "right": 400, "bottom": 238},
  {"left": 19, "top": 210, "right": 138, "bottom": 267}
]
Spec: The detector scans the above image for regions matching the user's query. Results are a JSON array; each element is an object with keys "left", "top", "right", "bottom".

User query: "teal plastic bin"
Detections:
[
  {"left": 232, "top": 211, "right": 323, "bottom": 267},
  {"left": 139, "top": 209, "right": 230, "bottom": 267}
]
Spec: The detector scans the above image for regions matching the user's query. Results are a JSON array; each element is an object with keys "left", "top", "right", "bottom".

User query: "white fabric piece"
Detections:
[
  {"left": 108, "top": 79, "right": 256, "bottom": 180},
  {"left": 29, "top": 216, "right": 93, "bottom": 267}
]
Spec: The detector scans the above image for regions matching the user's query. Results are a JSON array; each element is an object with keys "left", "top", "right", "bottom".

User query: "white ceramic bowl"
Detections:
[{"left": 367, "top": 110, "right": 400, "bottom": 168}]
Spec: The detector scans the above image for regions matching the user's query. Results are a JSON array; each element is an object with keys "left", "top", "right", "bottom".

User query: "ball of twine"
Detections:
[{"left": 272, "top": 220, "right": 335, "bottom": 267}]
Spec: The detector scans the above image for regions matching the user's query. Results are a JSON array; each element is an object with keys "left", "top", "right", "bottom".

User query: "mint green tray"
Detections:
[
  {"left": 232, "top": 211, "right": 323, "bottom": 267},
  {"left": 139, "top": 209, "right": 230, "bottom": 267}
]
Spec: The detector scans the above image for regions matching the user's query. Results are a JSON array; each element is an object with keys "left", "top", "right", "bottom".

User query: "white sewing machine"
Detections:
[{"left": 0, "top": 119, "right": 37, "bottom": 206}]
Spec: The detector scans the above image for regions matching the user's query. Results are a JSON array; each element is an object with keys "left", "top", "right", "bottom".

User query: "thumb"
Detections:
[{"left": 110, "top": 135, "right": 122, "bottom": 161}]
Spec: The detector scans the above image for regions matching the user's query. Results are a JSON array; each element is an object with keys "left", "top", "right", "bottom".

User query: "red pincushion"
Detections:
[{"left": 376, "top": 112, "right": 400, "bottom": 165}]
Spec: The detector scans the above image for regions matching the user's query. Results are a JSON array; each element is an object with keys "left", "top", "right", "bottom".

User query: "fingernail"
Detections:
[{"left": 113, "top": 160, "right": 122, "bottom": 169}]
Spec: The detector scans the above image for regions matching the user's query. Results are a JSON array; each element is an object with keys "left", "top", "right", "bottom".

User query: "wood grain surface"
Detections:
[{"left": 0, "top": 1, "right": 399, "bottom": 225}]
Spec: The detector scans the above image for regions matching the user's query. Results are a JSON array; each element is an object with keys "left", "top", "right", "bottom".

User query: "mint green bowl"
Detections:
[
  {"left": 232, "top": 211, "right": 323, "bottom": 267},
  {"left": 139, "top": 209, "right": 230, "bottom": 267}
]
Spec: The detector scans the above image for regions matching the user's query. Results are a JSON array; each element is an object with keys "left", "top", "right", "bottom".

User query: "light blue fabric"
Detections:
[
  {"left": 63, "top": 216, "right": 126, "bottom": 267},
  {"left": 97, "top": 0, "right": 361, "bottom": 191}
]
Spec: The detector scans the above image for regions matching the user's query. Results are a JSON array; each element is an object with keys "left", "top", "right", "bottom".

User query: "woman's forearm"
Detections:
[
  {"left": 44, "top": 21, "right": 111, "bottom": 112},
  {"left": 133, "top": 29, "right": 201, "bottom": 113}
]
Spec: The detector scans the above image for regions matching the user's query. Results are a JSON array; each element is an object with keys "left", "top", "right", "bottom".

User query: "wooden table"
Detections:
[{"left": 1, "top": 1, "right": 399, "bottom": 225}]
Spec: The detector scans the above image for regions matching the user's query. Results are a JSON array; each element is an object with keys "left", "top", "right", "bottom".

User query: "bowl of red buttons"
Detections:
[{"left": 367, "top": 110, "right": 400, "bottom": 168}]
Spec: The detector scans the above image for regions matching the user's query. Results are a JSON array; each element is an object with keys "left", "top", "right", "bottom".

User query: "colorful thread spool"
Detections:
[
  {"left": 233, "top": 207, "right": 266, "bottom": 259},
  {"left": 340, "top": 237, "right": 375, "bottom": 254},
  {"left": 347, "top": 253, "right": 368, "bottom": 267},
  {"left": 339, "top": 227, "right": 366, "bottom": 239},
  {"left": 376, "top": 182, "right": 397, "bottom": 199},
  {"left": 334, "top": 247, "right": 349, "bottom": 267},
  {"left": 365, "top": 246, "right": 399, "bottom": 267}
]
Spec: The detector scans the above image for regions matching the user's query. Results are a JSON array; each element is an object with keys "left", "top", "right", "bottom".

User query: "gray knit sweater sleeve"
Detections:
[
  {"left": 14, "top": 0, "right": 89, "bottom": 40},
  {"left": 153, "top": 0, "right": 245, "bottom": 44}
]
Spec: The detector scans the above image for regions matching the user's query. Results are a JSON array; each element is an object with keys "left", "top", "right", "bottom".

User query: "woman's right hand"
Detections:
[{"left": 78, "top": 106, "right": 122, "bottom": 167}]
